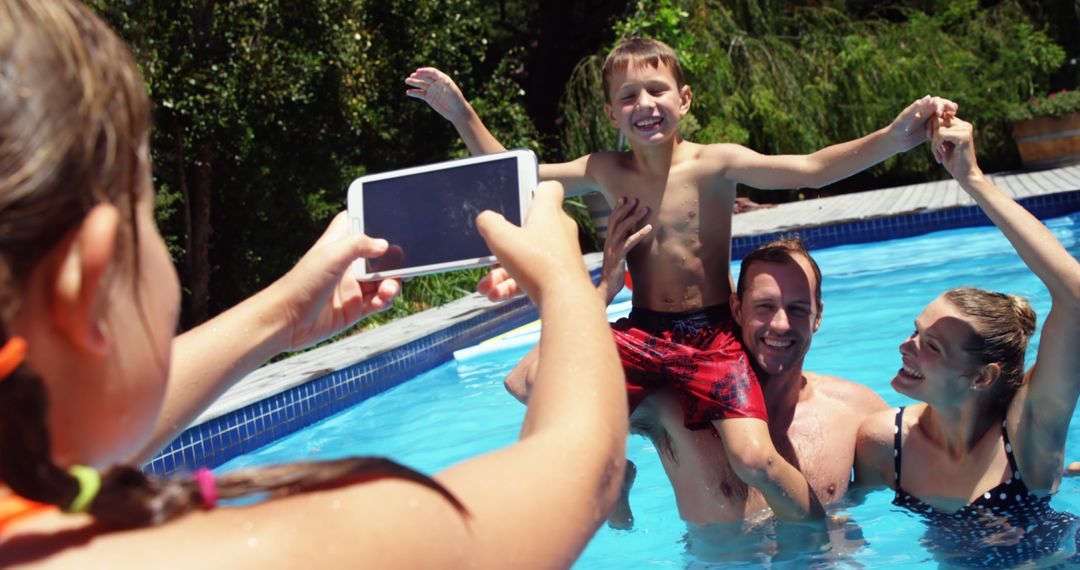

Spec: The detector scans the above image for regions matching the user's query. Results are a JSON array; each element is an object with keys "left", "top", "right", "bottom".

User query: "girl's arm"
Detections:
[
  {"left": 25, "top": 182, "right": 627, "bottom": 569},
  {"left": 139, "top": 212, "right": 400, "bottom": 462}
]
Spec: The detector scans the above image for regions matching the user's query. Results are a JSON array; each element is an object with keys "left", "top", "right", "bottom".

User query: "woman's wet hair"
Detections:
[
  {"left": 736, "top": 236, "right": 823, "bottom": 309},
  {"left": 0, "top": 0, "right": 462, "bottom": 528},
  {"left": 601, "top": 37, "right": 686, "bottom": 102},
  {"left": 943, "top": 287, "right": 1037, "bottom": 401}
]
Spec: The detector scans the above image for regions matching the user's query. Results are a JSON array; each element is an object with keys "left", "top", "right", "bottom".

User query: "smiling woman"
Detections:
[{"left": 854, "top": 116, "right": 1080, "bottom": 567}]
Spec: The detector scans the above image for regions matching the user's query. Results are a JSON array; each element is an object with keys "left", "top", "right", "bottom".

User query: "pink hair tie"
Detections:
[{"left": 195, "top": 468, "right": 217, "bottom": 510}]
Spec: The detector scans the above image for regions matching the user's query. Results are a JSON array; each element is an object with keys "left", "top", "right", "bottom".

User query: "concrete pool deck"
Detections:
[
  {"left": 732, "top": 164, "right": 1080, "bottom": 236},
  {"left": 160, "top": 163, "right": 1080, "bottom": 472}
]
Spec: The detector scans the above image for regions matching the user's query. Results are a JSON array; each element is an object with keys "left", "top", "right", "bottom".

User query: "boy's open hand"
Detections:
[
  {"left": 405, "top": 67, "right": 470, "bottom": 124},
  {"left": 275, "top": 211, "right": 401, "bottom": 350},
  {"left": 476, "top": 181, "right": 586, "bottom": 305},
  {"left": 599, "top": 197, "right": 652, "bottom": 304},
  {"left": 888, "top": 95, "right": 958, "bottom": 152}
]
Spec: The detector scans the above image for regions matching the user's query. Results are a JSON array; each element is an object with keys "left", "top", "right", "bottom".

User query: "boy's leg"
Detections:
[
  {"left": 503, "top": 344, "right": 540, "bottom": 404},
  {"left": 712, "top": 417, "right": 823, "bottom": 522}
]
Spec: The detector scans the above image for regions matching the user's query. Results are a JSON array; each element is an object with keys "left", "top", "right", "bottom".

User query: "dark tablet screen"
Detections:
[{"left": 362, "top": 157, "right": 521, "bottom": 273}]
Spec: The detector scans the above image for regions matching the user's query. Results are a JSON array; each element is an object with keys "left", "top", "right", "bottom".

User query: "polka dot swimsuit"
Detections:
[{"left": 892, "top": 406, "right": 1080, "bottom": 567}]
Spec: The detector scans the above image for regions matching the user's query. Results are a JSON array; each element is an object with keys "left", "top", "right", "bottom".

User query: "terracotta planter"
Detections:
[{"left": 1011, "top": 112, "right": 1080, "bottom": 170}]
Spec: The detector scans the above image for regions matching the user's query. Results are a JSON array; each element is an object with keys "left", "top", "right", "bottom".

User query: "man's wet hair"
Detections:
[{"left": 736, "top": 236, "right": 822, "bottom": 309}]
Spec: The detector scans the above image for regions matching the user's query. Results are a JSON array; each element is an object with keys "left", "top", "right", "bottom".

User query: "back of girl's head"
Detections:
[
  {"left": 943, "top": 287, "right": 1036, "bottom": 399},
  {"left": 0, "top": 0, "right": 149, "bottom": 290},
  {"left": 0, "top": 1, "right": 465, "bottom": 529},
  {"left": 0, "top": 0, "right": 155, "bottom": 526},
  {"left": 601, "top": 37, "right": 686, "bottom": 102}
]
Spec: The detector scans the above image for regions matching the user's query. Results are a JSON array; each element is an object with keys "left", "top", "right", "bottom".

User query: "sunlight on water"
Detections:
[{"left": 221, "top": 212, "right": 1080, "bottom": 568}]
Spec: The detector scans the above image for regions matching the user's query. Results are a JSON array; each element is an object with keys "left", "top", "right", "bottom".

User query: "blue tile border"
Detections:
[
  {"left": 144, "top": 269, "right": 586, "bottom": 476},
  {"left": 146, "top": 189, "right": 1080, "bottom": 476},
  {"left": 732, "top": 189, "right": 1080, "bottom": 259}
]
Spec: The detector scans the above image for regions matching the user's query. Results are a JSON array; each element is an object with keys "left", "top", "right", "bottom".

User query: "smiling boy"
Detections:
[{"left": 407, "top": 37, "right": 954, "bottom": 522}]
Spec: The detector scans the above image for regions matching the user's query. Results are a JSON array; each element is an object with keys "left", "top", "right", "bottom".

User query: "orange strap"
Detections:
[
  {"left": 0, "top": 336, "right": 27, "bottom": 380},
  {"left": 0, "top": 492, "right": 56, "bottom": 533}
]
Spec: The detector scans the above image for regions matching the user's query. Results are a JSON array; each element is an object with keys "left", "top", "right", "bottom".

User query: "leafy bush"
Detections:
[
  {"left": 561, "top": 0, "right": 1070, "bottom": 197},
  {"left": 1008, "top": 89, "right": 1080, "bottom": 121}
]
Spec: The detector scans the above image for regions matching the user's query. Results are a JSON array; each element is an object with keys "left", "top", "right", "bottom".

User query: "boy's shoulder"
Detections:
[
  {"left": 577, "top": 149, "right": 633, "bottom": 173},
  {"left": 697, "top": 141, "right": 754, "bottom": 161}
]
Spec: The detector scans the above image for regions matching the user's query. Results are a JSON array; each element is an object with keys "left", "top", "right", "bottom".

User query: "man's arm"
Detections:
[
  {"left": 853, "top": 408, "right": 897, "bottom": 489},
  {"left": 136, "top": 213, "right": 400, "bottom": 462},
  {"left": 502, "top": 197, "right": 651, "bottom": 403},
  {"left": 712, "top": 96, "right": 956, "bottom": 190}
]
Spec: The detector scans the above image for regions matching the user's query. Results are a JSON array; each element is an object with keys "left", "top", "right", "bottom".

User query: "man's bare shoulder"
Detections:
[
  {"left": 804, "top": 372, "right": 888, "bottom": 416},
  {"left": 856, "top": 406, "right": 900, "bottom": 455}
]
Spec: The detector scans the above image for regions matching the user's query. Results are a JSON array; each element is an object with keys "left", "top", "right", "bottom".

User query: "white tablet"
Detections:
[{"left": 347, "top": 149, "right": 537, "bottom": 280}]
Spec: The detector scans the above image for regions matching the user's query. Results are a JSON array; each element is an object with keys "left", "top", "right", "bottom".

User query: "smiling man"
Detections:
[{"left": 621, "top": 237, "right": 888, "bottom": 557}]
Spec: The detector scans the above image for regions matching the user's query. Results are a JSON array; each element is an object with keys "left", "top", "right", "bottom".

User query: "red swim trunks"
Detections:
[{"left": 611, "top": 305, "right": 767, "bottom": 428}]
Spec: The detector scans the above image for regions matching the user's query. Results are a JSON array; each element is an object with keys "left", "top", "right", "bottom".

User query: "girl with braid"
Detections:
[{"left": 0, "top": 1, "right": 627, "bottom": 567}]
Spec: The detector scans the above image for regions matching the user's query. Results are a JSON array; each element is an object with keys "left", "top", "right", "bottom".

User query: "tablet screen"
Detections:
[{"left": 362, "top": 156, "right": 521, "bottom": 273}]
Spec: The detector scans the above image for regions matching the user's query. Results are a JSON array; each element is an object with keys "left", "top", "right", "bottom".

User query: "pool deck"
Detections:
[
  {"left": 186, "top": 164, "right": 1080, "bottom": 437},
  {"left": 732, "top": 164, "right": 1080, "bottom": 236}
]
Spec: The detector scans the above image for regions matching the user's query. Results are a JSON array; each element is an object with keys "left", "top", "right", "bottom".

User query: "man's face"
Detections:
[{"left": 732, "top": 256, "right": 822, "bottom": 378}]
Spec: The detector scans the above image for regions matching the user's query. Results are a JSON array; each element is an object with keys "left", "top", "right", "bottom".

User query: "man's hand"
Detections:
[
  {"left": 275, "top": 211, "right": 401, "bottom": 351},
  {"left": 476, "top": 181, "right": 585, "bottom": 305},
  {"left": 405, "top": 67, "right": 471, "bottom": 124},
  {"left": 887, "top": 95, "right": 958, "bottom": 152},
  {"left": 598, "top": 197, "right": 651, "bottom": 304},
  {"left": 477, "top": 265, "right": 521, "bottom": 302}
]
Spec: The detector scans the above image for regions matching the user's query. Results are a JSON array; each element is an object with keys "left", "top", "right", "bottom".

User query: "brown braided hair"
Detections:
[{"left": 0, "top": 0, "right": 463, "bottom": 529}]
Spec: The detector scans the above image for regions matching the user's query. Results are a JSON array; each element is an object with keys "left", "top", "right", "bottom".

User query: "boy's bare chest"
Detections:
[{"left": 601, "top": 170, "right": 734, "bottom": 234}]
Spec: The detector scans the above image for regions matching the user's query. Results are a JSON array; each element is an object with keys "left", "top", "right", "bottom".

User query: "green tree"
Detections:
[
  {"left": 90, "top": 0, "right": 541, "bottom": 328},
  {"left": 561, "top": 0, "right": 1067, "bottom": 200}
]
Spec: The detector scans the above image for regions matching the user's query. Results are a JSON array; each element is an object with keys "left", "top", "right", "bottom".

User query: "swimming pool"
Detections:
[{"left": 219, "top": 211, "right": 1080, "bottom": 568}]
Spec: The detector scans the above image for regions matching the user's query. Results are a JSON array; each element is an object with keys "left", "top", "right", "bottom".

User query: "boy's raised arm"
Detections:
[
  {"left": 406, "top": 67, "right": 507, "bottom": 155},
  {"left": 407, "top": 67, "right": 601, "bottom": 194},
  {"left": 714, "top": 95, "right": 957, "bottom": 191}
]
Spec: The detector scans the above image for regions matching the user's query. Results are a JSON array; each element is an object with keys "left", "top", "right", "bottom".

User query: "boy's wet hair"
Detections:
[
  {"left": 601, "top": 37, "right": 686, "bottom": 102},
  {"left": 736, "top": 236, "right": 823, "bottom": 309}
]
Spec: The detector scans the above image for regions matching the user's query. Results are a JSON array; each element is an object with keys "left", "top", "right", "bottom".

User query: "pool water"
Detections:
[{"left": 220, "top": 212, "right": 1080, "bottom": 568}]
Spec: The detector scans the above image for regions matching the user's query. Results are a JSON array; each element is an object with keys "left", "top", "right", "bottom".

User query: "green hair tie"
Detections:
[{"left": 65, "top": 465, "right": 101, "bottom": 513}]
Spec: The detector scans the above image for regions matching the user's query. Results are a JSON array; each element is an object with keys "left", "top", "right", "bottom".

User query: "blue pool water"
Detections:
[{"left": 220, "top": 212, "right": 1080, "bottom": 568}]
